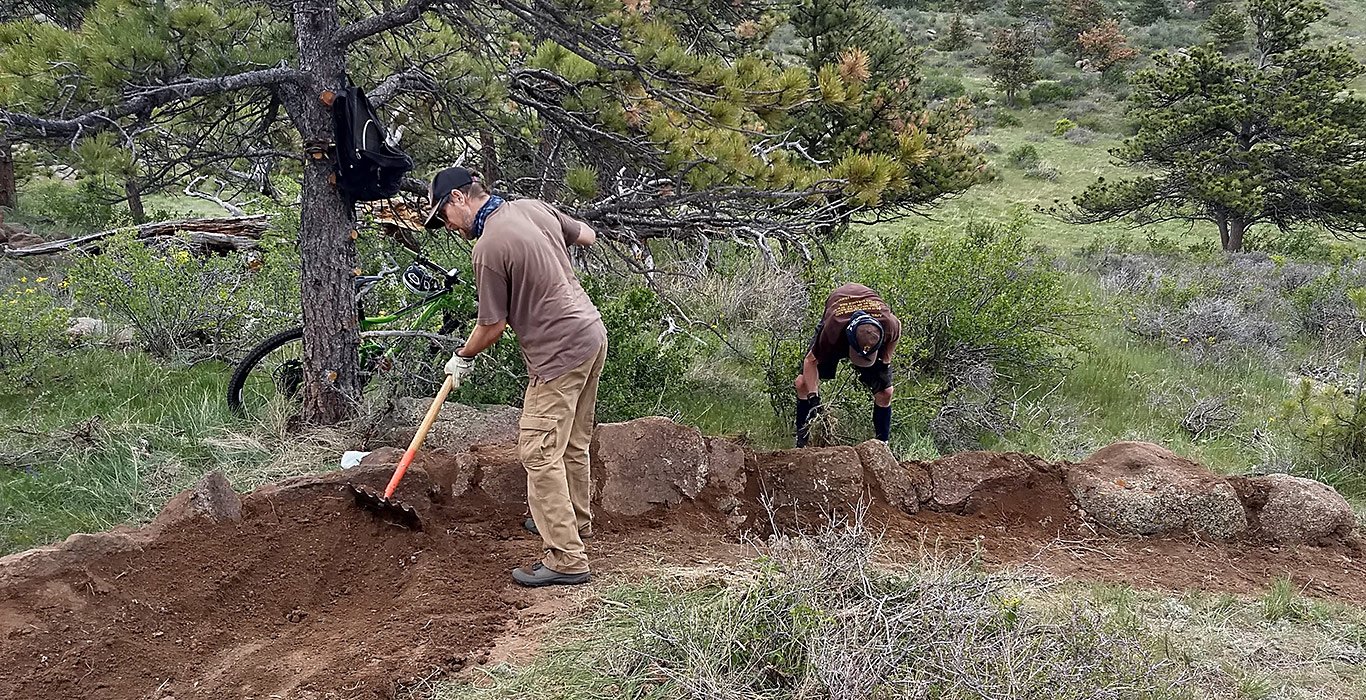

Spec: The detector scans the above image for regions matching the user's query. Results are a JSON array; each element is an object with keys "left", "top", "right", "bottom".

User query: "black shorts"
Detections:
[{"left": 810, "top": 323, "right": 894, "bottom": 393}]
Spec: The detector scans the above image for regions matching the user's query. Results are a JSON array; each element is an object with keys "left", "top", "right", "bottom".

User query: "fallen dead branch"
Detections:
[{"left": 2, "top": 215, "right": 269, "bottom": 258}]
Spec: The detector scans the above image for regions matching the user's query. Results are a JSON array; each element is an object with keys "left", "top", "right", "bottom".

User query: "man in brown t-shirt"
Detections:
[
  {"left": 424, "top": 166, "right": 606, "bottom": 587},
  {"left": 794, "top": 283, "right": 901, "bottom": 447}
]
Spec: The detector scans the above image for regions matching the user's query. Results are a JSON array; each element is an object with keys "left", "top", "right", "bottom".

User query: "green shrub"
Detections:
[
  {"left": 994, "top": 109, "right": 1023, "bottom": 127},
  {"left": 15, "top": 178, "right": 123, "bottom": 234},
  {"left": 1029, "top": 80, "right": 1081, "bottom": 104},
  {"left": 1007, "top": 144, "right": 1042, "bottom": 169},
  {"left": 0, "top": 278, "right": 68, "bottom": 378},
  {"left": 764, "top": 220, "right": 1091, "bottom": 447},
  {"left": 921, "top": 74, "right": 967, "bottom": 99},
  {"left": 67, "top": 231, "right": 297, "bottom": 361},
  {"left": 1053, "top": 117, "right": 1078, "bottom": 135}
]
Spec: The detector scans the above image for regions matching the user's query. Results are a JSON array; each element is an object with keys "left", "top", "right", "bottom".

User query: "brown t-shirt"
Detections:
[
  {"left": 472, "top": 199, "right": 606, "bottom": 382},
  {"left": 811, "top": 283, "right": 901, "bottom": 363}
]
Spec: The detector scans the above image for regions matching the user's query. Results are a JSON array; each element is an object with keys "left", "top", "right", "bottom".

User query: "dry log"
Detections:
[{"left": 2, "top": 215, "right": 270, "bottom": 258}]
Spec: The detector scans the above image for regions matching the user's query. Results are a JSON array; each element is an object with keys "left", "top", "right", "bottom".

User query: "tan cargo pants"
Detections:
[{"left": 518, "top": 341, "right": 607, "bottom": 574}]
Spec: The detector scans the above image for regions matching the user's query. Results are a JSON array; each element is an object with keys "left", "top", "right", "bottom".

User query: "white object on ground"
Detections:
[{"left": 340, "top": 451, "right": 372, "bottom": 469}]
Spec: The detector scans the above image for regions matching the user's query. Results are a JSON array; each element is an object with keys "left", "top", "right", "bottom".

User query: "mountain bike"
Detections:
[{"left": 226, "top": 253, "right": 472, "bottom": 418}]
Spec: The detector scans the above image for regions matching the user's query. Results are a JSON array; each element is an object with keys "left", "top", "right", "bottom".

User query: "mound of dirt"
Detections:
[{"left": 2, "top": 417, "right": 1363, "bottom": 699}]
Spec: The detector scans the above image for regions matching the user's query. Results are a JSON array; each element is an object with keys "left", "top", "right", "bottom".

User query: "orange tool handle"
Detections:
[{"left": 383, "top": 374, "right": 457, "bottom": 499}]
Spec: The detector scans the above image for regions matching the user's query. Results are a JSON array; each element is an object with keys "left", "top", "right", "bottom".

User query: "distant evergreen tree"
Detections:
[
  {"left": 986, "top": 24, "right": 1040, "bottom": 104},
  {"left": 1203, "top": 2, "right": 1248, "bottom": 49},
  {"left": 938, "top": 14, "right": 973, "bottom": 50},
  {"left": 1131, "top": 0, "right": 1172, "bottom": 25},
  {"left": 1071, "top": 0, "right": 1366, "bottom": 251}
]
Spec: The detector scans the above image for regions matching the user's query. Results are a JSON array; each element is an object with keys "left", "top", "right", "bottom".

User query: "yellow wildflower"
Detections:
[
  {"left": 25, "top": 288, "right": 35, "bottom": 294},
  {"left": 1180, "top": 337, "right": 1189, "bottom": 343},
  {"left": 35, "top": 277, "right": 48, "bottom": 283}
]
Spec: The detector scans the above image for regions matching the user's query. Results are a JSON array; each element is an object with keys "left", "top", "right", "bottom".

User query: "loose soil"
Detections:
[{"left": 2, "top": 444, "right": 1364, "bottom": 700}]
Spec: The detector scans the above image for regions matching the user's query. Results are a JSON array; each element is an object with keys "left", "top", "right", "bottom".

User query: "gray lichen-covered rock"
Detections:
[
  {"left": 153, "top": 470, "right": 243, "bottom": 530},
  {"left": 1230, "top": 473, "right": 1358, "bottom": 545},
  {"left": 1065, "top": 441, "right": 1247, "bottom": 539}
]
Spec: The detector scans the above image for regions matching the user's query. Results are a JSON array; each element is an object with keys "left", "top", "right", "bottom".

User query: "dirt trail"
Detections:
[{"left": 1, "top": 439, "right": 1364, "bottom": 700}]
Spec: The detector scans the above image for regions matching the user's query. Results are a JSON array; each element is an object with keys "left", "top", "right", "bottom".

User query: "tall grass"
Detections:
[{"left": 0, "top": 349, "right": 354, "bottom": 553}]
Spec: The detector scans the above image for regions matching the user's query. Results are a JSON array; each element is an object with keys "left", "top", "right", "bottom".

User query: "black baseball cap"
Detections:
[{"left": 423, "top": 166, "right": 477, "bottom": 229}]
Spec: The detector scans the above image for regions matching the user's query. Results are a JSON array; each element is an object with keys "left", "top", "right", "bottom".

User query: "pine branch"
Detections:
[
  {"left": 0, "top": 67, "right": 303, "bottom": 138},
  {"left": 336, "top": 0, "right": 442, "bottom": 46}
]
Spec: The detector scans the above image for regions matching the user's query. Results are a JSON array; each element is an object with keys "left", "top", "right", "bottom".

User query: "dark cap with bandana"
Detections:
[{"left": 423, "top": 166, "right": 478, "bottom": 229}]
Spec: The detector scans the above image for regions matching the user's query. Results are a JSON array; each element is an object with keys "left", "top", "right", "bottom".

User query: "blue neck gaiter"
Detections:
[{"left": 471, "top": 195, "right": 506, "bottom": 239}]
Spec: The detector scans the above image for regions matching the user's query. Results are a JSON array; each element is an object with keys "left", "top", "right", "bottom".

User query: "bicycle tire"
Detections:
[{"left": 227, "top": 327, "right": 305, "bottom": 417}]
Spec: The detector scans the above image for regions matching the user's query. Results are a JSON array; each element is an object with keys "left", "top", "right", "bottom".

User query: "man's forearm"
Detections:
[{"left": 460, "top": 320, "right": 508, "bottom": 356}]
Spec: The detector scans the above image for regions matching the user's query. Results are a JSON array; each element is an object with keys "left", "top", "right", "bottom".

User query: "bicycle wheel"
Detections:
[{"left": 227, "top": 327, "right": 305, "bottom": 418}]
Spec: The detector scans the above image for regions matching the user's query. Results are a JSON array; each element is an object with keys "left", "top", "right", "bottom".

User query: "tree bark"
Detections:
[
  {"left": 0, "top": 135, "right": 14, "bottom": 211},
  {"left": 1227, "top": 218, "right": 1246, "bottom": 252},
  {"left": 124, "top": 177, "right": 147, "bottom": 224},
  {"left": 480, "top": 129, "right": 499, "bottom": 186},
  {"left": 284, "top": 0, "right": 362, "bottom": 425},
  {"left": 1215, "top": 211, "right": 1230, "bottom": 251}
]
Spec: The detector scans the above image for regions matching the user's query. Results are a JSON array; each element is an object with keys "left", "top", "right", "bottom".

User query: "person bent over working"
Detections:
[{"left": 794, "top": 283, "right": 901, "bottom": 447}]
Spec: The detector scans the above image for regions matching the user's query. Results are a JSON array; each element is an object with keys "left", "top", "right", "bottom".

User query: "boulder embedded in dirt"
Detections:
[
  {"left": 929, "top": 451, "right": 1039, "bottom": 511},
  {"left": 153, "top": 470, "right": 242, "bottom": 531},
  {"left": 702, "top": 437, "right": 749, "bottom": 517},
  {"left": 752, "top": 446, "right": 865, "bottom": 519},
  {"left": 471, "top": 443, "right": 528, "bottom": 506},
  {"left": 0, "top": 529, "right": 148, "bottom": 588},
  {"left": 1230, "top": 473, "right": 1358, "bottom": 545},
  {"left": 592, "top": 417, "right": 709, "bottom": 516},
  {"left": 856, "top": 440, "right": 925, "bottom": 514},
  {"left": 1066, "top": 441, "right": 1247, "bottom": 540},
  {"left": 376, "top": 400, "right": 520, "bottom": 453}
]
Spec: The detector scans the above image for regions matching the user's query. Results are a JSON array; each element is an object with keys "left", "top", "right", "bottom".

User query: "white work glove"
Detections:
[{"left": 444, "top": 351, "right": 476, "bottom": 383}]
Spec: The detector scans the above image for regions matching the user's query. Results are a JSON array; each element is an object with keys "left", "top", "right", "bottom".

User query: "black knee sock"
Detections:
[
  {"left": 795, "top": 394, "right": 821, "bottom": 447},
  {"left": 873, "top": 405, "right": 892, "bottom": 442}
]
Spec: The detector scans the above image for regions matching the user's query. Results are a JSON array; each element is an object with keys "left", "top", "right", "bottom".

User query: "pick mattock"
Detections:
[{"left": 348, "top": 373, "right": 458, "bottom": 530}]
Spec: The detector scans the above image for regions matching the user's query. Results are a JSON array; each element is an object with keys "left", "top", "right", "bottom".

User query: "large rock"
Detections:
[
  {"left": 592, "top": 417, "right": 709, "bottom": 516},
  {"left": 856, "top": 440, "right": 926, "bottom": 514},
  {"left": 1230, "top": 473, "right": 1358, "bottom": 545},
  {"left": 702, "top": 437, "right": 749, "bottom": 519},
  {"left": 1065, "top": 442, "right": 1247, "bottom": 540},
  {"left": 67, "top": 316, "right": 136, "bottom": 347},
  {"left": 152, "top": 471, "right": 242, "bottom": 531},
  {"left": 751, "top": 446, "right": 865, "bottom": 520},
  {"left": 929, "top": 451, "right": 1040, "bottom": 511}
]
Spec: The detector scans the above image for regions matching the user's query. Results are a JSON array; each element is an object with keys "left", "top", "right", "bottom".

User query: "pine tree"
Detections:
[
  {"left": 1078, "top": 19, "right": 1140, "bottom": 70},
  {"left": 1070, "top": 0, "right": 1366, "bottom": 251},
  {"left": 1203, "top": 2, "right": 1248, "bottom": 49},
  {"left": 986, "top": 24, "right": 1040, "bottom": 105},
  {"left": 1131, "top": 0, "right": 1171, "bottom": 25},
  {"left": 1049, "top": 0, "right": 1111, "bottom": 55},
  {"left": 938, "top": 14, "right": 973, "bottom": 51}
]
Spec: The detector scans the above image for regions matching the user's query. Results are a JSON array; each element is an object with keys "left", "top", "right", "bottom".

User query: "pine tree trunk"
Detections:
[
  {"left": 124, "top": 177, "right": 147, "bottom": 224},
  {"left": 0, "top": 135, "right": 14, "bottom": 211},
  {"left": 1227, "top": 218, "right": 1246, "bottom": 252},
  {"left": 1215, "top": 212, "right": 1230, "bottom": 251},
  {"left": 480, "top": 129, "right": 499, "bottom": 186},
  {"left": 285, "top": 0, "right": 362, "bottom": 425}
]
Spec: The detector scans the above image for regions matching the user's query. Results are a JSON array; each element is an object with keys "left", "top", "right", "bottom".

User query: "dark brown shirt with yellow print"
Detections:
[{"left": 811, "top": 283, "right": 901, "bottom": 363}]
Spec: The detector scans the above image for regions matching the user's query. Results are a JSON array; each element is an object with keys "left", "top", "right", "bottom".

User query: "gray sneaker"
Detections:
[
  {"left": 523, "top": 517, "right": 593, "bottom": 539},
  {"left": 511, "top": 562, "right": 591, "bottom": 587}
]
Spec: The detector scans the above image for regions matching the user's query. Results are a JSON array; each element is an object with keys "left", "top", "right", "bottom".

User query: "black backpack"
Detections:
[{"left": 331, "top": 78, "right": 414, "bottom": 204}]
